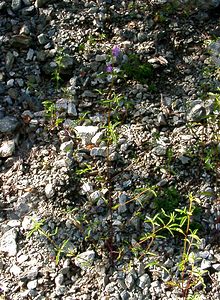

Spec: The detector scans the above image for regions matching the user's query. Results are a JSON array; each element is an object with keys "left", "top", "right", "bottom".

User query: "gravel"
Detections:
[{"left": 0, "top": 0, "right": 220, "bottom": 299}]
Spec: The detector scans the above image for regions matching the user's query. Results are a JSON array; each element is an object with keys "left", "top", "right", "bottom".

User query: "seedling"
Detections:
[
  {"left": 42, "top": 100, "right": 63, "bottom": 130},
  {"left": 52, "top": 49, "right": 65, "bottom": 90},
  {"left": 27, "top": 218, "right": 75, "bottom": 265}
]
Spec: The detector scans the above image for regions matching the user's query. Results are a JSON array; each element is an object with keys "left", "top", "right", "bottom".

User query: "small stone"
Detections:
[
  {"left": 67, "top": 102, "right": 77, "bottom": 117},
  {"left": 27, "top": 280, "right": 38, "bottom": 290},
  {"left": 26, "top": 266, "right": 38, "bottom": 280},
  {"left": 0, "top": 140, "right": 15, "bottom": 157},
  {"left": 81, "top": 90, "right": 96, "bottom": 98},
  {"left": 17, "top": 254, "right": 29, "bottom": 264},
  {"left": 37, "top": 33, "right": 48, "bottom": 45},
  {"left": 11, "top": 0, "right": 22, "bottom": 11},
  {"left": 75, "top": 250, "right": 95, "bottom": 270},
  {"left": 161, "top": 269, "right": 171, "bottom": 282},
  {"left": 90, "top": 147, "right": 107, "bottom": 157},
  {"left": 125, "top": 273, "right": 135, "bottom": 290},
  {"left": 55, "top": 285, "right": 66, "bottom": 296},
  {"left": 6, "top": 51, "right": 15, "bottom": 71},
  {"left": 95, "top": 54, "right": 107, "bottom": 62},
  {"left": 45, "top": 183, "right": 55, "bottom": 198},
  {"left": 201, "top": 259, "right": 211, "bottom": 270},
  {"left": 120, "top": 290, "right": 129, "bottom": 300},
  {"left": 7, "top": 79, "right": 14, "bottom": 87},
  {"left": 74, "top": 126, "right": 99, "bottom": 145},
  {"left": 118, "top": 193, "right": 127, "bottom": 213},
  {"left": 0, "top": 116, "right": 18, "bottom": 134},
  {"left": 26, "top": 48, "right": 34, "bottom": 60},
  {"left": 187, "top": 104, "right": 206, "bottom": 122},
  {"left": 137, "top": 274, "right": 151, "bottom": 289},
  {"left": 157, "top": 113, "right": 167, "bottom": 126},
  {"left": 10, "top": 264, "right": 22, "bottom": 276},
  {"left": 81, "top": 182, "right": 93, "bottom": 193},
  {"left": 0, "top": 229, "right": 17, "bottom": 256},
  {"left": 153, "top": 145, "right": 167, "bottom": 156},
  {"left": 56, "top": 98, "right": 68, "bottom": 111},
  {"left": 0, "top": 2, "right": 6, "bottom": 10},
  {"left": 20, "top": 24, "right": 30, "bottom": 35},
  {"left": 164, "top": 258, "right": 173, "bottom": 268},
  {"left": 90, "top": 191, "right": 102, "bottom": 202},
  {"left": 60, "top": 141, "right": 73, "bottom": 153},
  {"left": 91, "top": 131, "right": 104, "bottom": 145},
  {"left": 22, "top": 216, "right": 34, "bottom": 231},
  {"left": 7, "top": 220, "right": 21, "bottom": 228},
  {"left": 212, "top": 263, "right": 220, "bottom": 271},
  {"left": 55, "top": 273, "right": 64, "bottom": 286},
  {"left": 179, "top": 155, "right": 190, "bottom": 164}
]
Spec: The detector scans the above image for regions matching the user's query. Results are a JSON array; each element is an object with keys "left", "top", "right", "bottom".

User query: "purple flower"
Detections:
[
  {"left": 106, "top": 64, "right": 113, "bottom": 73},
  {"left": 112, "top": 45, "right": 120, "bottom": 58}
]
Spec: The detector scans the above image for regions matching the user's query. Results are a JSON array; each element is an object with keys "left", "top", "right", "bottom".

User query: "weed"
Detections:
[
  {"left": 154, "top": 186, "right": 180, "bottom": 214},
  {"left": 52, "top": 49, "right": 65, "bottom": 90},
  {"left": 121, "top": 53, "right": 154, "bottom": 83},
  {"left": 131, "top": 193, "right": 206, "bottom": 299},
  {"left": 42, "top": 100, "right": 63, "bottom": 130},
  {"left": 27, "top": 218, "right": 76, "bottom": 265}
]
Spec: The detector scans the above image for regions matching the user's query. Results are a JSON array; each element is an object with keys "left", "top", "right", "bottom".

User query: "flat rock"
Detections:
[
  {"left": 0, "top": 116, "right": 20, "bottom": 133},
  {"left": 187, "top": 104, "right": 206, "bottom": 122},
  {"left": 0, "top": 140, "right": 15, "bottom": 157},
  {"left": 74, "top": 125, "right": 99, "bottom": 145},
  {"left": 75, "top": 250, "right": 95, "bottom": 270},
  {"left": 11, "top": 35, "right": 33, "bottom": 48},
  {"left": 0, "top": 228, "right": 17, "bottom": 256}
]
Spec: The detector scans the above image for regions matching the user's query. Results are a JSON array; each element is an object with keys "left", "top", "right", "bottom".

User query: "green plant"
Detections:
[
  {"left": 52, "top": 49, "right": 65, "bottom": 90},
  {"left": 154, "top": 186, "right": 180, "bottom": 214},
  {"left": 121, "top": 54, "right": 154, "bottom": 83},
  {"left": 131, "top": 193, "right": 206, "bottom": 299},
  {"left": 27, "top": 218, "right": 76, "bottom": 264},
  {"left": 42, "top": 100, "right": 63, "bottom": 130}
]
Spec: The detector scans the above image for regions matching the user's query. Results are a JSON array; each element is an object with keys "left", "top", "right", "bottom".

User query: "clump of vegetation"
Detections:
[
  {"left": 154, "top": 186, "right": 180, "bottom": 213},
  {"left": 121, "top": 53, "right": 154, "bottom": 83},
  {"left": 42, "top": 100, "right": 63, "bottom": 130}
]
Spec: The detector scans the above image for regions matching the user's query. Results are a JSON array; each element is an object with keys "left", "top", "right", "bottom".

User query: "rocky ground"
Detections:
[{"left": 0, "top": 0, "right": 220, "bottom": 299}]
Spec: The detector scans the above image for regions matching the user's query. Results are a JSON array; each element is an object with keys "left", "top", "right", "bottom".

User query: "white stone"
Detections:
[
  {"left": 74, "top": 126, "right": 99, "bottom": 145},
  {"left": 27, "top": 280, "right": 38, "bottom": 290},
  {"left": 26, "top": 48, "right": 34, "bottom": 61},
  {"left": 0, "top": 139, "right": 15, "bottom": 157},
  {"left": 55, "top": 273, "right": 64, "bottom": 286},
  {"left": 75, "top": 250, "right": 95, "bottom": 270},
  {"left": 0, "top": 229, "right": 17, "bottom": 256},
  {"left": 137, "top": 274, "right": 151, "bottom": 289},
  {"left": 45, "top": 183, "right": 55, "bottom": 198},
  {"left": 91, "top": 131, "right": 104, "bottom": 145},
  {"left": 81, "top": 182, "right": 93, "bottom": 193},
  {"left": 201, "top": 259, "right": 211, "bottom": 270},
  {"left": 67, "top": 102, "right": 77, "bottom": 117},
  {"left": 60, "top": 141, "right": 74, "bottom": 153},
  {"left": 95, "top": 54, "right": 107, "bottom": 62},
  {"left": 90, "top": 147, "right": 107, "bottom": 157},
  {"left": 10, "top": 264, "right": 22, "bottom": 276}
]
